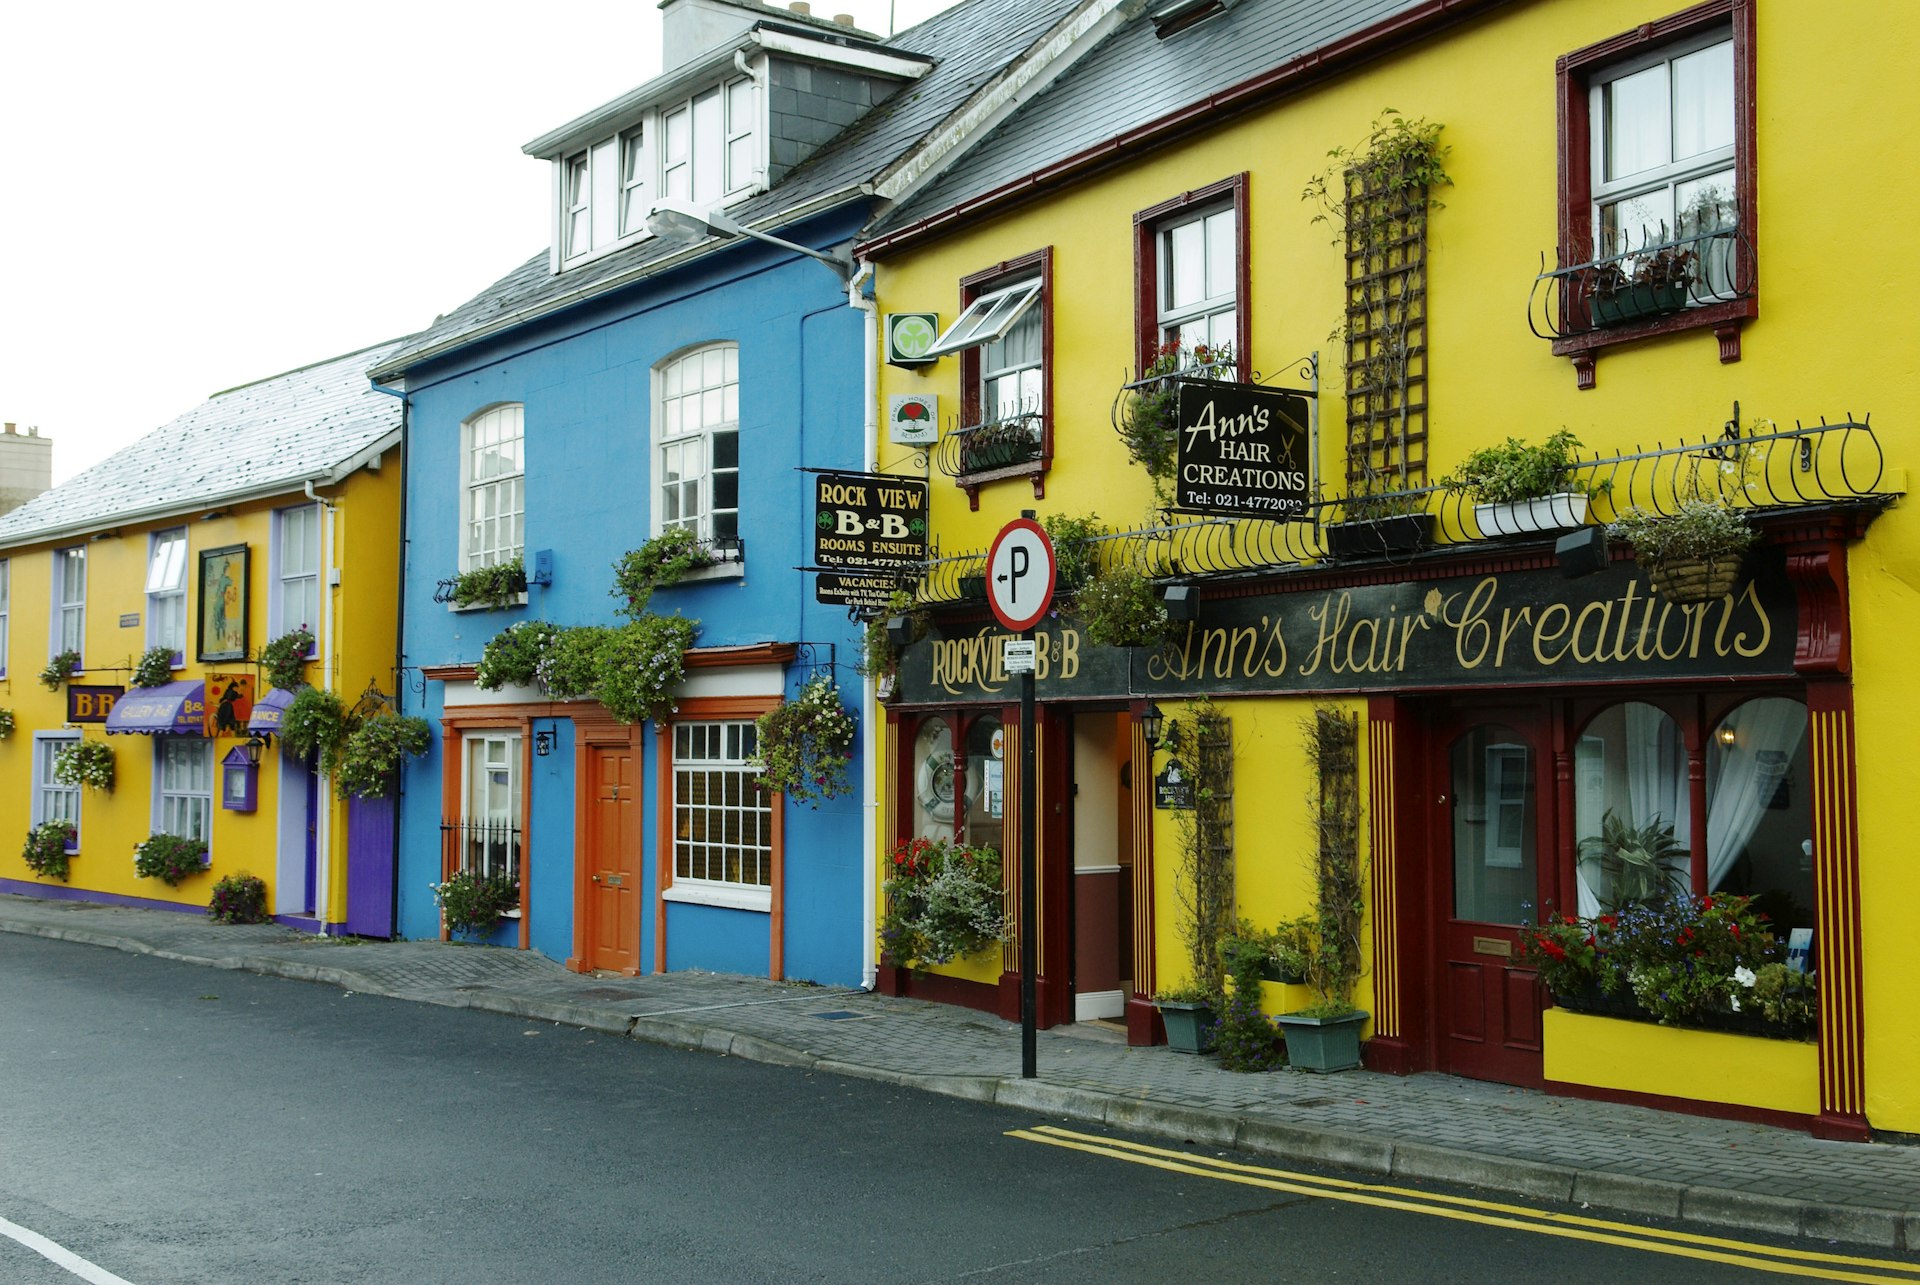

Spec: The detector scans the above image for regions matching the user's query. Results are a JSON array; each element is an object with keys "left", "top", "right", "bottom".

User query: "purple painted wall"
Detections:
[{"left": 345, "top": 793, "right": 396, "bottom": 938}]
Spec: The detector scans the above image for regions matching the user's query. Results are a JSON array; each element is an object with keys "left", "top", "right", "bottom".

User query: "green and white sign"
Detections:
[{"left": 886, "top": 312, "right": 939, "bottom": 366}]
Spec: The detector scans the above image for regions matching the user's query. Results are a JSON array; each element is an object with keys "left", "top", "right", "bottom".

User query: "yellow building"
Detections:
[
  {"left": 0, "top": 341, "right": 406, "bottom": 933},
  {"left": 858, "top": 0, "right": 1912, "bottom": 1138}
]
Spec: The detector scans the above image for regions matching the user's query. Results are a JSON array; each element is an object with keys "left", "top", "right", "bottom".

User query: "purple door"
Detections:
[
  {"left": 303, "top": 765, "right": 319, "bottom": 913},
  {"left": 345, "top": 792, "right": 396, "bottom": 938}
]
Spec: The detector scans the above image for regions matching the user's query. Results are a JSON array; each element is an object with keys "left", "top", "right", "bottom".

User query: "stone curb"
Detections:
[{"left": 2, "top": 913, "right": 1910, "bottom": 1252}]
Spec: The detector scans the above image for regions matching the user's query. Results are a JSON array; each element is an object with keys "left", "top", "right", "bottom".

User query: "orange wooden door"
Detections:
[{"left": 585, "top": 744, "right": 639, "bottom": 973}]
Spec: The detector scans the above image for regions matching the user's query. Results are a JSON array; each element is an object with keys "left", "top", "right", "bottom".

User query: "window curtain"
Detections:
[
  {"left": 1577, "top": 704, "right": 1687, "bottom": 916},
  {"left": 1707, "top": 698, "right": 1808, "bottom": 890}
]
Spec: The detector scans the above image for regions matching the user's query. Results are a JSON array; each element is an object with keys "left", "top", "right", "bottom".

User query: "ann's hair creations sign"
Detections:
[
  {"left": 1174, "top": 382, "right": 1311, "bottom": 519},
  {"left": 896, "top": 555, "right": 1798, "bottom": 703}
]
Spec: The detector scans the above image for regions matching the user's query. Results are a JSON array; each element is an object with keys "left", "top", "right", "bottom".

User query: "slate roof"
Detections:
[
  {"left": 0, "top": 339, "right": 409, "bottom": 549},
  {"left": 371, "top": 0, "right": 1087, "bottom": 381},
  {"left": 870, "top": 0, "right": 1462, "bottom": 239}
]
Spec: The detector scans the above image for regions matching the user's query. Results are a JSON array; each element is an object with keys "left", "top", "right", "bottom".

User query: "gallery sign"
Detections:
[
  {"left": 895, "top": 555, "right": 1798, "bottom": 704},
  {"left": 812, "top": 471, "right": 929, "bottom": 608},
  {"left": 1174, "top": 382, "right": 1311, "bottom": 519}
]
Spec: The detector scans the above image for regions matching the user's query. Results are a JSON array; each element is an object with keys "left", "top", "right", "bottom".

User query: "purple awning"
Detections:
[
  {"left": 247, "top": 686, "right": 295, "bottom": 733},
  {"left": 105, "top": 680, "right": 206, "bottom": 735}
]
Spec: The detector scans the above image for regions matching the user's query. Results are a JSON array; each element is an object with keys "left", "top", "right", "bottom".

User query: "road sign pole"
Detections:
[{"left": 1020, "top": 622, "right": 1037, "bottom": 1080}]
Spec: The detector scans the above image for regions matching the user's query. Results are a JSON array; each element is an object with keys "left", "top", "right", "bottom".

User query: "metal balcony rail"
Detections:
[
  {"left": 439, "top": 818, "right": 522, "bottom": 885},
  {"left": 908, "top": 416, "right": 1888, "bottom": 604},
  {"left": 1529, "top": 221, "right": 1756, "bottom": 342},
  {"left": 932, "top": 405, "right": 1046, "bottom": 480}
]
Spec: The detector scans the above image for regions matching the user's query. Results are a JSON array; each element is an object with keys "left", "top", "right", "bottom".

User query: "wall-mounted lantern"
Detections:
[{"left": 221, "top": 737, "right": 265, "bottom": 812}]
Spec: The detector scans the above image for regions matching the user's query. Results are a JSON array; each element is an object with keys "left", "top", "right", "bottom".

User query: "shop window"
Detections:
[
  {"left": 910, "top": 718, "right": 958, "bottom": 842},
  {"left": 32, "top": 731, "right": 80, "bottom": 846},
  {"left": 666, "top": 719, "right": 774, "bottom": 912},
  {"left": 654, "top": 344, "right": 739, "bottom": 544},
  {"left": 1573, "top": 702, "right": 1689, "bottom": 914},
  {"left": 146, "top": 529, "right": 188, "bottom": 664},
  {"left": 155, "top": 737, "right": 213, "bottom": 849},
  {"left": 1707, "top": 697, "right": 1814, "bottom": 934},
  {"left": 1450, "top": 726, "right": 1537, "bottom": 925},
  {"left": 962, "top": 715, "right": 1004, "bottom": 853},
  {"left": 907, "top": 714, "right": 1005, "bottom": 852}
]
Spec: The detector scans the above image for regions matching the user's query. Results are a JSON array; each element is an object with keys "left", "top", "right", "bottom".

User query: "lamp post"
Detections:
[{"left": 645, "top": 198, "right": 856, "bottom": 281}]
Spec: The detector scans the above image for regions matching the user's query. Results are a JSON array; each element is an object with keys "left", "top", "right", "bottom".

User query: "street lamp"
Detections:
[
  {"left": 1140, "top": 702, "right": 1165, "bottom": 751},
  {"left": 645, "top": 198, "right": 855, "bottom": 281}
]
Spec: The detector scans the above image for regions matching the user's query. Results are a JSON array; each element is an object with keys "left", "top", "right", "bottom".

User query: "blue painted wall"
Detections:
[{"left": 395, "top": 208, "right": 871, "bottom": 985}]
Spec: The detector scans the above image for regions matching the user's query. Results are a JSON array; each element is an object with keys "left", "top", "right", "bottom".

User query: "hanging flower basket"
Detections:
[
  {"left": 754, "top": 674, "right": 856, "bottom": 806},
  {"left": 1645, "top": 555, "right": 1744, "bottom": 604}
]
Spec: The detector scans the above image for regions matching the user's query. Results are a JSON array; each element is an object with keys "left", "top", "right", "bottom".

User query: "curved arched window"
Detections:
[
  {"left": 654, "top": 344, "right": 738, "bottom": 542},
  {"left": 1707, "top": 697, "right": 1813, "bottom": 931},
  {"left": 1573, "top": 702, "right": 1688, "bottom": 914},
  {"left": 461, "top": 405, "right": 524, "bottom": 572}
]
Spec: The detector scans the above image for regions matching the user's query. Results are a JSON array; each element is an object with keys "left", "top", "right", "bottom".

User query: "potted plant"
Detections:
[
  {"left": 1275, "top": 709, "right": 1370, "bottom": 1072},
  {"left": 448, "top": 555, "right": 527, "bottom": 610},
  {"left": 1588, "top": 241, "right": 1696, "bottom": 327},
  {"left": 130, "top": 646, "right": 175, "bottom": 688},
  {"left": 1076, "top": 565, "right": 1170, "bottom": 649},
  {"left": 281, "top": 687, "right": 352, "bottom": 777},
  {"left": 1610, "top": 497, "right": 1756, "bottom": 604},
  {"left": 21, "top": 819, "right": 77, "bottom": 882},
  {"left": 958, "top": 417, "right": 1041, "bottom": 474},
  {"left": 260, "top": 627, "right": 316, "bottom": 690},
  {"left": 335, "top": 708, "right": 433, "bottom": 800},
  {"left": 54, "top": 739, "right": 115, "bottom": 794},
  {"left": 861, "top": 588, "right": 927, "bottom": 679},
  {"left": 433, "top": 869, "right": 520, "bottom": 939},
  {"left": 207, "top": 872, "right": 270, "bottom": 924},
  {"left": 1115, "top": 340, "right": 1233, "bottom": 505},
  {"left": 1576, "top": 808, "right": 1688, "bottom": 912},
  {"left": 1323, "top": 493, "right": 1434, "bottom": 560},
  {"left": 0, "top": 708, "right": 18, "bottom": 740},
  {"left": 878, "top": 836, "right": 1006, "bottom": 969},
  {"left": 1266, "top": 915, "right": 1315, "bottom": 984},
  {"left": 134, "top": 831, "right": 209, "bottom": 885},
  {"left": 612, "top": 528, "right": 717, "bottom": 615},
  {"left": 1444, "top": 430, "right": 1605, "bottom": 536},
  {"left": 1151, "top": 981, "right": 1220, "bottom": 1055},
  {"left": 39, "top": 649, "right": 81, "bottom": 691},
  {"left": 754, "top": 673, "right": 856, "bottom": 806}
]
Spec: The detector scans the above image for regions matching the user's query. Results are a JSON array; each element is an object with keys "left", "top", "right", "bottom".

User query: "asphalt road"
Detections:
[{"left": 0, "top": 934, "right": 1894, "bottom": 1283}]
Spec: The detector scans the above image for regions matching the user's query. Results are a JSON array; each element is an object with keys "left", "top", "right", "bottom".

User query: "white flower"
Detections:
[
  {"left": 1733, "top": 966, "right": 1757, "bottom": 988},
  {"left": 1729, "top": 995, "right": 1742, "bottom": 1012}
]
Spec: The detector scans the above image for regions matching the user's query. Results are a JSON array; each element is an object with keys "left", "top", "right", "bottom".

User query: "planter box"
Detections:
[
  {"left": 1590, "top": 279, "right": 1689, "bottom": 327},
  {"left": 1258, "top": 958, "right": 1305, "bottom": 985},
  {"left": 1474, "top": 493, "right": 1590, "bottom": 538},
  {"left": 1542, "top": 1008, "right": 1817, "bottom": 1117},
  {"left": 1325, "top": 513, "right": 1433, "bottom": 560},
  {"left": 1275, "top": 1009, "right": 1368, "bottom": 1072},
  {"left": 1155, "top": 1000, "right": 1217, "bottom": 1054}
]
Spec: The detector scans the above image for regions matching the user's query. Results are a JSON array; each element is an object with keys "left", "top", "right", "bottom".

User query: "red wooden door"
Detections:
[
  {"left": 584, "top": 744, "right": 639, "bottom": 973},
  {"left": 1431, "top": 706, "right": 1553, "bottom": 1086}
]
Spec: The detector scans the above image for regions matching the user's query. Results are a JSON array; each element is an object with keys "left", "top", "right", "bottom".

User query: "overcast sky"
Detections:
[{"left": 1, "top": 0, "right": 957, "bottom": 484}]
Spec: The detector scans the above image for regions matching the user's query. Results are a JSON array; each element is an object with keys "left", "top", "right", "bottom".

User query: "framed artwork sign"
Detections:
[{"left": 198, "top": 544, "right": 250, "bottom": 662}]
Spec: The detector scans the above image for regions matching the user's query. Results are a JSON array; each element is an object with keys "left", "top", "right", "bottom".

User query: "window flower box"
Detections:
[
  {"left": 956, "top": 418, "right": 1043, "bottom": 476},
  {"left": 1325, "top": 512, "right": 1433, "bottom": 560},
  {"left": 1590, "top": 278, "right": 1690, "bottom": 327},
  {"left": 1474, "top": 493, "right": 1591, "bottom": 537},
  {"left": 1543, "top": 1008, "right": 1817, "bottom": 1118}
]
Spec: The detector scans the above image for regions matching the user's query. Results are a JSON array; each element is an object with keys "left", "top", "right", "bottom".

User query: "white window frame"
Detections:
[
  {"left": 923, "top": 277, "right": 1042, "bottom": 360},
  {"left": 619, "top": 125, "right": 649, "bottom": 238},
  {"left": 273, "top": 504, "right": 321, "bottom": 651},
  {"left": 460, "top": 404, "right": 525, "bottom": 574},
  {"left": 562, "top": 151, "right": 591, "bottom": 260},
  {"left": 651, "top": 344, "right": 739, "bottom": 544},
  {"left": 1589, "top": 29, "right": 1736, "bottom": 257},
  {"left": 32, "top": 731, "right": 80, "bottom": 848},
  {"left": 51, "top": 545, "right": 85, "bottom": 665},
  {"left": 661, "top": 719, "right": 774, "bottom": 913},
  {"left": 459, "top": 733, "right": 522, "bottom": 891},
  {"left": 154, "top": 736, "right": 214, "bottom": 853},
  {"left": 145, "top": 528, "right": 188, "bottom": 664},
  {"left": 0, "top": 557, "right": 11, "bottom": 679},
  {"left": 1156, "top": 203, "right": 1237, "bottom": 354}
]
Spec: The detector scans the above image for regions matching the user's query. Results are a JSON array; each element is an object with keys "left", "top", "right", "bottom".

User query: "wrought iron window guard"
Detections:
[
  {"left": 439, "top": 818, "right": 523, "bottom": 885},
  {"left": 1529, "top": 223, "right": 1756, "bottom": 342},
  {"left": 432, "top": 563, "right": 528, "bottom": 605},
  {"left": 933, "top": 412, "right": 1046, "bottom": 479},
  {"left": 909, "top": 416, "right": 1888, "bottom": 603},
  {"left": 695, "top": 535, "right": 746, "bottom": 566}
]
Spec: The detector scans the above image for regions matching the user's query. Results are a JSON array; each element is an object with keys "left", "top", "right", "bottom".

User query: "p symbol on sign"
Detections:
[{"left": 985, "top": 517, "right": 1057, "bottom": 635}]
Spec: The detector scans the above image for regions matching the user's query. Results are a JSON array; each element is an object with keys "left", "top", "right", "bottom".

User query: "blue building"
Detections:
[{"left": 371, "top": 0, "right": 1109, "bottom": 983}]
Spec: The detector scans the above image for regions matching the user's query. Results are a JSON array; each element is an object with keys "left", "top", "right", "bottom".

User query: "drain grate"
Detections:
[{"left": 809, "top": 1009, "right": 870, "bottom": 1022}]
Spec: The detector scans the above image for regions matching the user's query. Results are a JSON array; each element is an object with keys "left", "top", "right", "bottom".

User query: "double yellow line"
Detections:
[{"left": 1007, "top": 1125, "right": 1920, "bottom": 1282}]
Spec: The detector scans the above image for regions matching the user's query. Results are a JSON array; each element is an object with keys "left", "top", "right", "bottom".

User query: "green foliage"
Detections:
[
  {"left": 1610, "top": 497, "right": 1756, "bottom": 568},
  {"left": 1040, "top": 512, "right": 1106, "bottom": 600},
  {"left": 1077, "top": 565, "right": 1169, "bottom": 649},
  {"left": 135, "top": 832, "right": 207, "bottom": 886},
  {"left": 207, "top": 872, "right": 270, "bottom": 924},
  {"left": 54, "top": 739, "right": 115, "bottom": 793},
  {"left": 593, "top": 616, "right": 697, "bottom": 724},
  {"left": 754, "top": 674, "right": 855, "bottom": 806},
  {"left": 1444, "top": 431, "right": 1603, "bottom": 505},
  {"left": 1167, "top": 702, "right": 1234, "bottom": 1002},
  {"left": 541, "top": 625, "right": 612, "bottom": 700},
  {"left": 1213, "top": 983, "right": 1285, "bottom": 1072},
  {"left": 612, "top": 529, "right": 714, "bottom": 616},
  {"left": 260, "top": 628, "right": 316, "bottom": 690},
  {"left": 281, "top": 687, "right": 351, "bottom": 777},
  {"left": 336, "top": 710, "right": 432, "bottom": 800},
  {"left": 1303, "top": 108, "right": 1453, "bottom": 239},
  {"left": 1576, "top": 808, "right": 1689, "bottom": 912},
  {"left": 1750, "top": 961, "right": 1816, "bottom": 1027},
  {"left": 1303, "top": 708, "right": 1365, "bottom": 1015},
  {"left": 130, "top": 646, "right": 176, "bottom": 689},
  {"left": 860, "top": 588, "right": 926, "bottom": 678},
  {"left": 21, "top": 820, "right": 75, "bottom": 882},
  {"left": 450, "top": 556, "right": 525, "bottom": 610},
  {"left": 39, "top": 649, "right": 80, "bottom": 691},
  {"left": 433, "top": 869, "right": 520, "bottom": 938},
  {"left": 475, "top": 620, "right": 562, "bottom": 691},
  {"left": 0, "top": 708, "right": 18, "bottom": 740},
  {"left": 1118, "top": 340, "right": 1233, "bottom": 502},
  {"left": 879, "top": 836, "right": 1006, "bottom": 968}
]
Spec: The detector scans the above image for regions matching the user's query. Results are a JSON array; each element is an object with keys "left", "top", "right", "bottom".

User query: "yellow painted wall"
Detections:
[
  {"left": 871, "top": 0, "right": 1920, "bottom": 1124},
  {"left": 1544, "top": 1008, "right": 1819, "bottom": 1118},
  {"left": 0, "top": 459, "right": 401, "bottom": 924}
]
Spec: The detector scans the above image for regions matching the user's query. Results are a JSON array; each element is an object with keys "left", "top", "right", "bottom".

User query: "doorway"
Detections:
[
  {"left": 1427, "top": 703, "right": 1553, "bottom": 1086},
  {"left": 1068, "top": 710, "right": 1133, "bottom": 1022},
  {"left": 581, "top": 741, "right": 640, "bottom": 973}
]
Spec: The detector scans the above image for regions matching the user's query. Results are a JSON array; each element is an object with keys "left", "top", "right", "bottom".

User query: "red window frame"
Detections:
[
  {"left": 1133, "top": 172, "right": 1251, "bottom": 379},
  {"left": 1553, "top": 0, "right": 1757, "bottom": 386},
  {"left": 957, "top": 248, "right": 1052, "bottom": 508}
]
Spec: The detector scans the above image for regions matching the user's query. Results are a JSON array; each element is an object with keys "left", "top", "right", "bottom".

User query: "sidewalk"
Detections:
[{"left": 5, "top": 893, "right": 1917, "bottom": 1251}]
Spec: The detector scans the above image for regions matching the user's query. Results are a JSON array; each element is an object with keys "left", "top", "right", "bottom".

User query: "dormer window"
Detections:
[{"left": 662, "top": 77, "right": 756, "bottom": 207}]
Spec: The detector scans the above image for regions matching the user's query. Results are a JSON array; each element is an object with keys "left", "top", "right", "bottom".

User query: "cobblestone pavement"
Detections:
[{"left": 6, "top": 893, "right": 1919, "bottom": 1250}]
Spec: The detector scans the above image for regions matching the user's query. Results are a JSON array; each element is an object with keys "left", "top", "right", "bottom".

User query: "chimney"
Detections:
[
  {"left": 790, "top": 1, "right": 811, "bottom": 12},
  {"left": 3, "top": 424, "right": 13, "bottom": 435},
  {"left": 833, "top": 11, "right": 854, "bottom": 23},
  {"left": 661, "top": 0, "right": 761, "bottom": 72}
]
